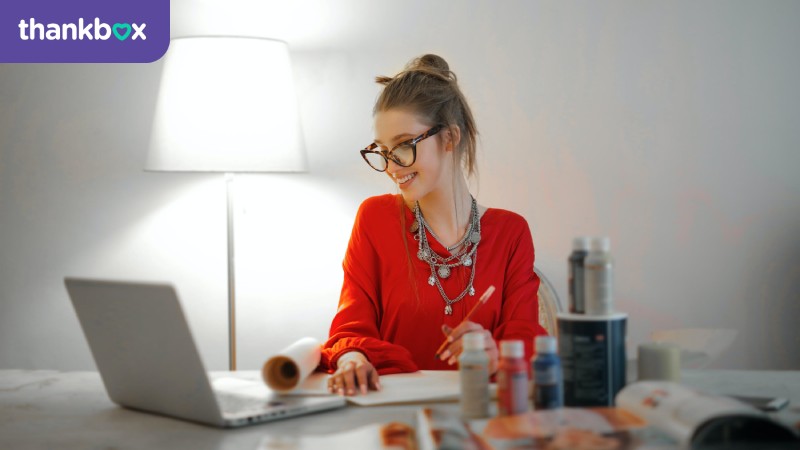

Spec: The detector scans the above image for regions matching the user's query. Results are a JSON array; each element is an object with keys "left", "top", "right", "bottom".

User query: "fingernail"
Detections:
[
  {"left": 439, "top": 350, "right": 451, "bottom": 360},
  {"left": 448, "top": 356, "right": 456, "bottom": 365},
  {"left": 347, "top": 389, "right": 354, "bottom": 395},
  {"left": 376, "top": 382, "right": 382, "bottom": 391},
  {"left": 361, "top": 385, "right": 367, "bottom": 395},
  {"left": 337, "top": 388, "right": 344, "bottom": 396}
]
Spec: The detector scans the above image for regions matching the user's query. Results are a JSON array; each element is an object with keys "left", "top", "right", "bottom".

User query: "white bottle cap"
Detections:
[
  {"left": 591, "top": 236, "right": 611, "bottom": 252},
  {"left": 572, "top": 236, "right": 591, "bottom": 251},
  {"left": 463, "top": 332, "right": 485, "bottom": 351},
  {"left": 500, "top": 340, "right": 524, "bottom": 358},
  {"left": 535, "top": 336, "right": 557, "bottom": 354}
]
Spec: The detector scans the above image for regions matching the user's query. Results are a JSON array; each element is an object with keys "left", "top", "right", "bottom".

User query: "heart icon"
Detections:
[{"left": 112, "top": 23, "right": 132, "bottom": 41}]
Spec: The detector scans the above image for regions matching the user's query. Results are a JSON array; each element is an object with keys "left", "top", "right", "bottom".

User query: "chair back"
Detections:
[{"left": 535, "top": 266, "right": 562, "bottom": 336}]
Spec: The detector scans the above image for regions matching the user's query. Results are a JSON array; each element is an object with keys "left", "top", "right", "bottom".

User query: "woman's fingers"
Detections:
[
  {"left": 440, "top": 321, "right": 484, "bottom": 364},
  {"left": 328, "top": 357, "right": 380, "bottom": 396},
  {"left": 447, "top": 321, "right": 483, "bottom": 341},
  {"left": 328, "top": 372, "right": 346, "bottom": 395},
  {"left": 441, "top": 324, "right": 453, "bottom": 337},
  {"left": 342, "top": 360, "right": 359, "bottom": 395},
  {"left": 355, "top": 363, "right": 370, "bottom": 395},
  {"left": 369, "top": 366, "right": 381, "bottom": 391}
]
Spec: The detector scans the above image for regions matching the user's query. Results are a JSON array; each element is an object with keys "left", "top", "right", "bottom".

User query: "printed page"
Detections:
[{"left": 615, "top": 381, "right": 768, "bottom": 446}]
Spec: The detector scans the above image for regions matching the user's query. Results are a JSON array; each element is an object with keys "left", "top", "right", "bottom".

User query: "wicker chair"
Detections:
[{"left": 535, "top": 266, "right": 563, "bottom": 336}]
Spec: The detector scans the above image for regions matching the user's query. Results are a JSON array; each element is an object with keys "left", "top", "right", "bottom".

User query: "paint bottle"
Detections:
[
  {"left": 532, "top": 336, "right": 563, "bottom": 409},
  {"left": 568, "top": 236, "right": 591, "bottom": 314},
  {"left": 584, "top": 237, "right": 614, "bottom": 315},
  {"left": 497, "top": 340, "right": 528, "bottom": 416},
  {"left": 459, "top": 332, "right": 490, "bottom": 419}
]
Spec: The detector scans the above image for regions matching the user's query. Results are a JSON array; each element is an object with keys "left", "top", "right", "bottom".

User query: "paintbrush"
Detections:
[{"left": 434, "top": 285, "right": 496, "bottom": 358}]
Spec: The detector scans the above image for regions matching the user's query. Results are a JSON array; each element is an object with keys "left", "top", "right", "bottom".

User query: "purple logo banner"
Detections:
[{"left": 0, "top": 0, "right": 169, "bottom": 63}]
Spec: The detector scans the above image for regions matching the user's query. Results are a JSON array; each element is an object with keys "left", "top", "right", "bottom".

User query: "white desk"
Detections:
[{"left": 1, "top": 369, "right": 799, "bottom": 449}]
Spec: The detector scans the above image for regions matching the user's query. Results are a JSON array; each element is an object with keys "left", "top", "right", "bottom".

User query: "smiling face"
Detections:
[{"left": 374, "top": 109, "right": 454, "bottom": 204}]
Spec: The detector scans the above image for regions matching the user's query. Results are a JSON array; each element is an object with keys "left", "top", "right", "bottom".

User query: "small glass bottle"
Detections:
[
  {"left": 496, "top": 340, "right": 529, "bottom": 416},
  {"left": 568, "top": 236, "right": 591, "bottom": 314},
  {"left": 459, "top": 332, "right": 490, "bottom": 419},
  {"left": 532, "top": 336, "right": 563, "bottom": 409},
  {"left": 584, "top": 236, "right": 614, "bottom": 315}
]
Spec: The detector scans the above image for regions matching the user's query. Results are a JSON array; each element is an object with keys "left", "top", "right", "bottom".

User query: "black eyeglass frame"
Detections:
[{"left": 360, "top": 125, "right": 444, "bottom": 172}]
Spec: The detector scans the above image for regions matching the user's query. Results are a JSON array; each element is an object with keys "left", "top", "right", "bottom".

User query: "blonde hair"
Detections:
[{"left": 374, "top": 54, "right": 478, "bottom": 178}]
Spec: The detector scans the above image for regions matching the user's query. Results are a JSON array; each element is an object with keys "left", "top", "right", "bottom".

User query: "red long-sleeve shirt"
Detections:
[{"left": 320, "top": 194, "right": 546, "bottom": 374}]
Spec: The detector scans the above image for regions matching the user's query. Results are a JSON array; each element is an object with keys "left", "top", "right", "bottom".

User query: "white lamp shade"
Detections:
[{"left": 147, "top": 37, "right": 307, "bottom": 172}]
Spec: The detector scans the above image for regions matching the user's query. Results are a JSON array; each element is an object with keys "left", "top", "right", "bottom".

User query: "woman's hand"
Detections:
[
  {"left": 438, "top": 321, "right": 499, "bottom": 374},
  {"left": 327, "top": 351, "right": 381, "bottom": 396}
]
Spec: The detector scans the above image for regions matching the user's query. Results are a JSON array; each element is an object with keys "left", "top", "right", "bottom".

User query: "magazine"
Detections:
[
  {"left": 615, "top": 381, "right": 799, "bottom": 447},
  {"left": 416, "top": 406, "right": 660, "bottom": 450}
]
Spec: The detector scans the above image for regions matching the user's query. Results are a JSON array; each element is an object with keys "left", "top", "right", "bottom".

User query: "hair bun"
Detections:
[
  {"left": 409, "top": 54, "right": 450, "bottom": 72},
  {"left": 406, "top": 54, "right": 456, "bottom": 82}
]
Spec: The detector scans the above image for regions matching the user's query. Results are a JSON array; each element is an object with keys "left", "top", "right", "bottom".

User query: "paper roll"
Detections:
[
  {"left": 637, "top": 342, "right": 680, "bottom": 382},
  {"left": 262, "top": 337, "right": 322, "bottom": 392}
]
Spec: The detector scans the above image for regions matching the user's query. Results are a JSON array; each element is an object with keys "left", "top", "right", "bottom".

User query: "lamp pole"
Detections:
[{"left": 226, "top": 173, "right": 237, "bottom": 371}]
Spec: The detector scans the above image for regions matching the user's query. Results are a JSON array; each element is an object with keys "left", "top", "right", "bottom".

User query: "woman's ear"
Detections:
[{"left": 444, "top": 125, "right": 462, "bottom": 152}]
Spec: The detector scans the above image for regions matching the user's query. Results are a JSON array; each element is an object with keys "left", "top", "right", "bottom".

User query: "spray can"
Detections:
[
  {"left": 532, "top": 336, "right": 563, "bottom": 409},
  {"left": 568, "top": 236, "right": 591, "bottom": 314},
  {"left": 497, "top": 340, "right": 528, "bottom": 416},
  {"left": 584, "top": 237, "right": 614, "bottom": 315},
  {"left": 459, "top": 332, "right": 490, "bottom": 419}
]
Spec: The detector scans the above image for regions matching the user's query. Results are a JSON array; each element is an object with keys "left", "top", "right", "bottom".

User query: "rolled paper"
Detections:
[
  {"left": 637, "top": 342, "right": 681, "bottom": 382},
  {"left": 262, "top": 337, "right": 321, "bottom": 392}
]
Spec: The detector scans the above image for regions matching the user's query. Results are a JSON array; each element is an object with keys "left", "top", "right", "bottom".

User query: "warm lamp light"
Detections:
[{"left": 147, "top": 36, "right": 307, "bottom": 370}]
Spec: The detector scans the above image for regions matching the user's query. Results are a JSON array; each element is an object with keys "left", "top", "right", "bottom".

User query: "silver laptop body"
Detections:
[{"left": 65, "top": 277, "right": 345, "bottom": 428}]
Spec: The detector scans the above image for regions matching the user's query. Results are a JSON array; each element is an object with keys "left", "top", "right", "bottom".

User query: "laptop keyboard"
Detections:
[{"left": 216, "top": 393, "right": 275, "bottom": 415}]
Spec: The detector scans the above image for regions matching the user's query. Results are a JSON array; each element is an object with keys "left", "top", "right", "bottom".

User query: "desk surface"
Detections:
[{"left": 1, "top": 369, "right": 799, "bottom": 450}]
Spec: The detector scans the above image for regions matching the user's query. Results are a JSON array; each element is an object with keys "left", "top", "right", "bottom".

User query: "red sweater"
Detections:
[{"left": 320, "top": 194, "right": 546, "bottom": 374}]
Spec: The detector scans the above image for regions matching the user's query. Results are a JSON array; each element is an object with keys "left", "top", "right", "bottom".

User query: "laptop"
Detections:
[{"left": 64, "top": 277, "right": 346, "bottom": 428}]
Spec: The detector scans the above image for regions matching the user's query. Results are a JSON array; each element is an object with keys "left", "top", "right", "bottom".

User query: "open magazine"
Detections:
[
  {"left": 615, "top": 381, "right": 799, "bottom": 447},
  {"left": 417, "top": 407, "right": 656, "bottom": 450}
]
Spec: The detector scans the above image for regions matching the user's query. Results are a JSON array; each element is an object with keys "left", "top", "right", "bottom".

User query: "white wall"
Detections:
[{"left": 1, "top": 0, "right": 798, "bottom": 371}]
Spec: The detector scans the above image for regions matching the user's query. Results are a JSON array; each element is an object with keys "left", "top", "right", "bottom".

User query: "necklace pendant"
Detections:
[
  {"left": 438, "top": 266, "right": 451, "bottom": 279},
  {"left": 445, "top": 304, "right": 453, "bottom": 315},
  {"left": 410, "top": 220, "right": 419, "bottom": 233},
  {"left": 462, "top": 255, "right": 472, "bottom": 267},
  {"left": 418, "top": 248, "right": 430, "bottom": 261},
  {"left": 428, "top": 275, "right": 435, "bottom": 286},
  {"left": 469, "top": 232, "right": 481, "bottom": 244},
  {"left": 469, "top": 286, "right": 476, "bottom": 296}
]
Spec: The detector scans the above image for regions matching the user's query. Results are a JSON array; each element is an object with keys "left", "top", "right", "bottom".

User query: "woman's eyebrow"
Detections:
[{"left": 374, "top": 133, "right": 414, "bottom": 145}]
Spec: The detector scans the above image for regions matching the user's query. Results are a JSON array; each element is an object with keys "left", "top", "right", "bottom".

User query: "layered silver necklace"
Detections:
[{"left": 412, "top": 197, "right": 481, "bottom": 315}]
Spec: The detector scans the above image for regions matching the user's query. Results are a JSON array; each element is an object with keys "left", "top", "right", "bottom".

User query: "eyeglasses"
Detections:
[{"left": 360, "top": 125, "right": 443, "bottom": 172}]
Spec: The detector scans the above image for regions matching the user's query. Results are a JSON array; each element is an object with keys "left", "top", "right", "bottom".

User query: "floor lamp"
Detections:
[{"left": 146, "top": 36, "right": 307, "bottom": 370}]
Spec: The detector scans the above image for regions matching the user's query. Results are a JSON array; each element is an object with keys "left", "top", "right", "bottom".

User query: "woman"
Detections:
[{"left": 321, "top": 54, "right": 546, "bottom": 396}]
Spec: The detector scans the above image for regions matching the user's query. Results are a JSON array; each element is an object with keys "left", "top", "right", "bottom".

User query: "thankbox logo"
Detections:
[
  {"left": 18, "top": 18, "right": 147, "bottom": 41},
  {"left": 1, "top": 0, "right": 168, "bottom": 63}
]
